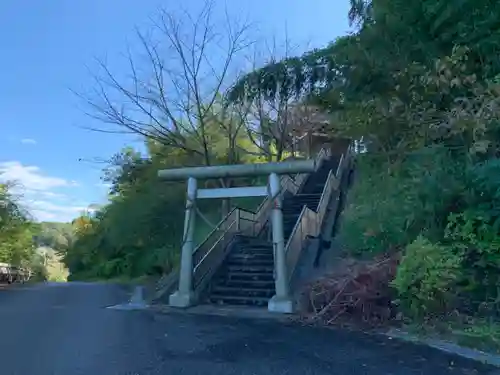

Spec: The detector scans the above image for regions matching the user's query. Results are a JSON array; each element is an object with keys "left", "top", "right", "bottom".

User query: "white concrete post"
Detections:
[
  {"left": 267, "top": 172, "right": 293, "bottom": 313},
  {"left": 169, "top": 177, "right": 197, "bottom": 308}
]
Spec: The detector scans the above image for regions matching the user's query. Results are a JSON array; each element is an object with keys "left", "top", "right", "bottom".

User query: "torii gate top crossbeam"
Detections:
[{"left": 157, "top": 159, "right": 318, "bottom": 181}]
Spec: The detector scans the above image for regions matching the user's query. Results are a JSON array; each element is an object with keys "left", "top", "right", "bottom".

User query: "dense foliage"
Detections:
[
  {"left": 0, "top": 182, "right": 68, "bottom": 281},
  {"left": 338, "top": 1, "right": 500, "bottom": 323},
  {"left": 0, "top": 183, "right": 36, "bottom": 266},
  {"left": 229, "top": 0, "right": 500, "bottom": 325},
  {"left": 63, "top": 129, "right": 267, "bottom": 281}
]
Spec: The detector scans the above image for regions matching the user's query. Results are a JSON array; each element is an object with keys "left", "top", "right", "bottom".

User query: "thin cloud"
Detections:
[
  {"left": 0, "top": 161, "right": 75, "bottom": 191},
  {"left": 38, "top": 191, "right": 67, "bottom": 199},
  {"left": 30, "top": 200, "right": 89, "bottom": 214},
  {"left": 20, "top": 138, "right": 37, "bottom": 145},
  {"left": 31, "top": 210, "right": 57, "bottom": 221},
  {"left": 29, "top": 201, "right": 93, "bottom": 222},
  {"left": 0, "top": 161, "right": 85, "bottom": 222}
]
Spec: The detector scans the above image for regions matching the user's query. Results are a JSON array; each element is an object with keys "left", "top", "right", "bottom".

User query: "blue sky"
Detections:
[{"left": 0, "top": 0, "right": 351, "bottom": 222}]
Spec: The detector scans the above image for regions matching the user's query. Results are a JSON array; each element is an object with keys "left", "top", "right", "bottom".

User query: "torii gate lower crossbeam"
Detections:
[{"left": 158, "top": 159, "right": 318, "bottom": 313}]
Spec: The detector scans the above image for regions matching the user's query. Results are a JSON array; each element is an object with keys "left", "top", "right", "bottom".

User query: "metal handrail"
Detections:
[
  {"left": 193, "top": 208, "right": 238, "bottom": 266},
  {"left": 193, "top": 219, "right": 237, "bottom": 289},
  {"left": 194, "top": 208, "right": 237, "bottom": 261},
  {"left": 284, "top": 205, "right": 317, "bottom": 283},
  {"left": 154, "top": 207, "right": 238, "bottom": 298},
  {"left": 235, "top": 206, "right": 259, "bottom": 215}
]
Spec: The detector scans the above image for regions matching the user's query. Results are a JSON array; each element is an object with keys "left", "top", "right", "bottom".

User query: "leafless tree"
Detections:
[{"left": 80, "top": 0, "right": 253, "bottom": 169}]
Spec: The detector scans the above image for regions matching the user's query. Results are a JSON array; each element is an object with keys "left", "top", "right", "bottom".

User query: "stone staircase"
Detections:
[
  {"left": 207, "top": 156, "right": 340, "bottom": 307},
  {"left": 208, "top": 235, "right": 274, "bottom": 306}
]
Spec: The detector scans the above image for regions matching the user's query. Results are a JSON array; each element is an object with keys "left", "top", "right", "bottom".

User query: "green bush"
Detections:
[
  {"left": 445, "top": 210, "right": 500, "bottom": 315},
  {"left": 436, "top": 158, "right": 500, "bottom": 315},
  {"left": 339, "top": 146, "right": 467, "bottom": 255},
  {"left": 464, "top": 159, "right": 500, "bottom": 207},
  {"left": 392, "top": 236, "right": 462, "bottom": 320},
  {"left": 388, "top": 157, "right": 500, "bottom": 321}
]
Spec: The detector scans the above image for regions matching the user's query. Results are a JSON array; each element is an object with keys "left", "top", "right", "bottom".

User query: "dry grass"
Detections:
[{"left": 297, "top": 253, "right": 401, "bottom": 328}]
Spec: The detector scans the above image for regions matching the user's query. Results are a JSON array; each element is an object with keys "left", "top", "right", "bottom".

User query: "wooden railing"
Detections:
[
  {"left": 154, "top": 147, "right": 333, "bottom": 300},
  {"left": 284, "top": 147, "right": 352, "bottom": 284},
  {"left": 284, "top": 205, "right": 319, "bottom": 283},
  {"left": 316, "top": 154, "right": 343, "bottom": 224}
]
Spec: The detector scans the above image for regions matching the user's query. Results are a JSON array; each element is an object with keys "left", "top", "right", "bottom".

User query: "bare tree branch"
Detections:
[{"left": 78, "top": 0, "right": 254, "bottom": 168}]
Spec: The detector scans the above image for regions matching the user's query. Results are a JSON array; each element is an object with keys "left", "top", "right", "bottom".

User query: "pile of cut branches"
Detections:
[{"left": 299, "top": 253, "right": 401, "bottom": 327}]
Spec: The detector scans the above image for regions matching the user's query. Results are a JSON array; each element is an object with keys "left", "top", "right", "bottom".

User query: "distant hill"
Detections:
[{"left": 33, "top": 222, "right": 74, "bottom": 252}]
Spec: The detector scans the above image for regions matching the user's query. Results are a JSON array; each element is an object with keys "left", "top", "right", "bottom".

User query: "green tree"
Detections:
[{"left": 0, "top": 182, "right": 38, "bottom": 266}]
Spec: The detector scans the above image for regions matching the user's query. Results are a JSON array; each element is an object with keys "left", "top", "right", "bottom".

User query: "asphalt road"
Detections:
[{"left": 0, "top": 282, "right": 496, "bottom": 375}]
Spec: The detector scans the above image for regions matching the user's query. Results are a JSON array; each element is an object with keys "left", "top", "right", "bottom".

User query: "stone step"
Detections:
[
  {"left": 287, "top": 195, "right": 322, "bottom": 200},
  {"left": 285, "top": 201, "right": 321, "bottom": 207},
  {"left": 227, "top": 258, "right": 274, "bottom": 267},
  {"left": 211, "top": 286, "right": 275, "bottom": 299},
  {"left": 283, "top": 203, "right": 320, "bottom": 209},
  {"left": 236, "top": 243, "right": 273, "bottom": 250},
  {"left": 226, "top": 264, "right": 274, "bottom": 273},
  {"left": 228, "top": 253, "right": 274, "bottom": 262},
  {"left": 232, "top": 249, "right": 274, "bottom": 258},
  {"left": 225, "top": 271, "right": 274, "bottom": 282},
  {"left": 283, "top": 215, "right": 300, "bottom": 221},
  {"left": 209, "top": 294, "right": 270, "bottom": 307},
  {"left": 214, "top": 278, "right": 275, "bottom": 289}
]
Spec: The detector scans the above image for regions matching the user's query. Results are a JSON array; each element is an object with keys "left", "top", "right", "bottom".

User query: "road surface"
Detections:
[{"left": 0, "top": 282, "right": 496, "bottom": 375}]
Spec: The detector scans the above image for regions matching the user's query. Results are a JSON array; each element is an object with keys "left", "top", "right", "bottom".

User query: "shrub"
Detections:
[
  {"left": 339, "top": 146, "right": 467, "bottom": 255},
  {"left": 437, "top": 158, "right": 500, "bottom": 315},
  {"left": 392, "top": 236, "right": 462, "bottom": 320},
  {"left": 445, "top": 210, "right": 500, "bottom": 315}
]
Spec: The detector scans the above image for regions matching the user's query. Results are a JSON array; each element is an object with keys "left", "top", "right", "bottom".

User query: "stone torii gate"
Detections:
[{"left": 158, "top": 159, "right": 318, "bottom": 313}]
